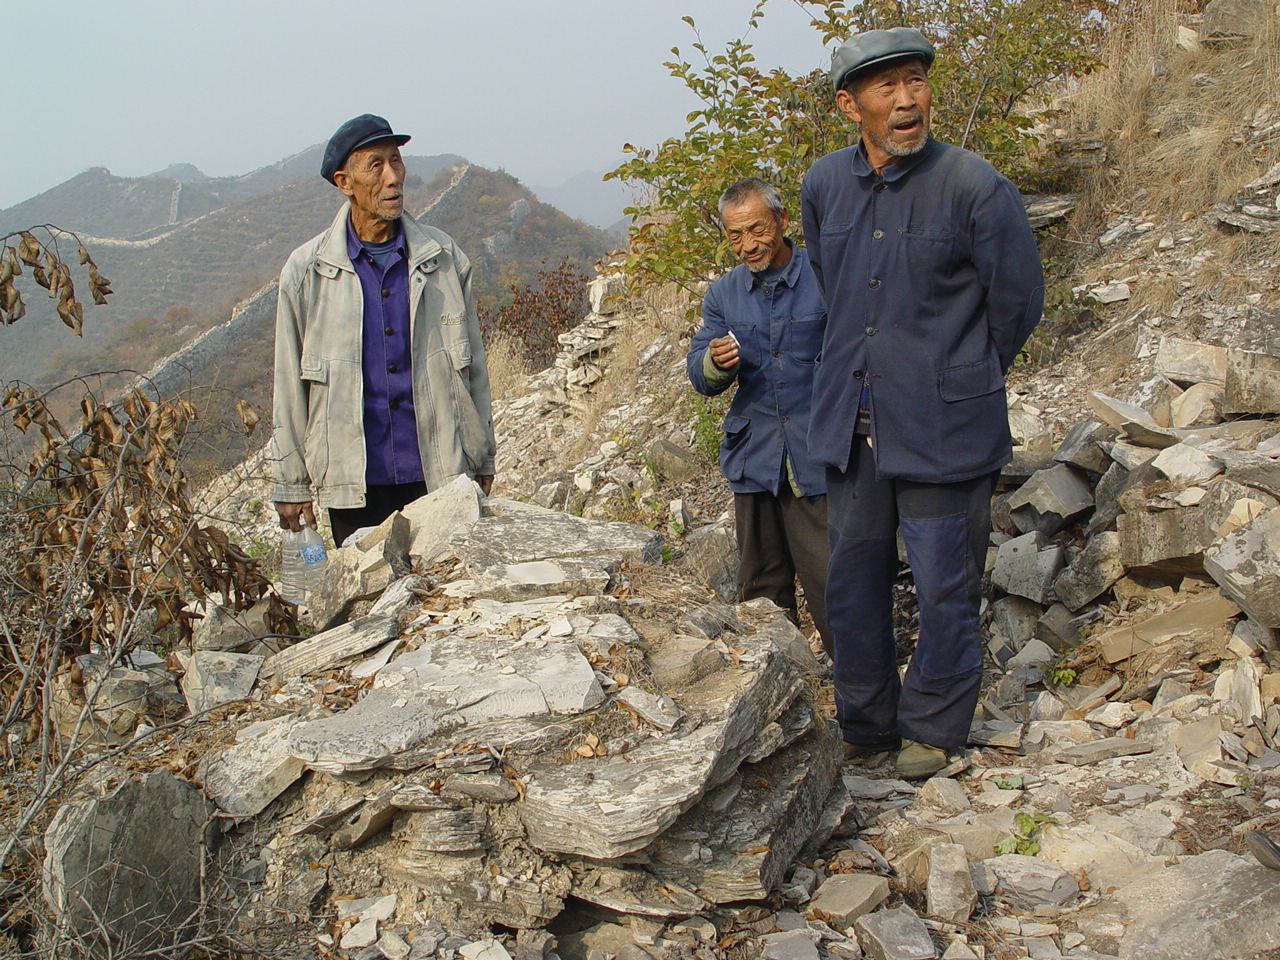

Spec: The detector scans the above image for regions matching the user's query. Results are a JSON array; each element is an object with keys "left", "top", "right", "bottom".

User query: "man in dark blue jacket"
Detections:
[
  {"left": 801, "top": 29, "right": 1044, "bottom": 777},
  {"left": 688, "top": 178, "right": 833, "bottom": 656}
]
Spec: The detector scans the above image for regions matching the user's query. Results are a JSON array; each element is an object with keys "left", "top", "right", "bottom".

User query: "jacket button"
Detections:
[
  {"left": 772, "top": 350, "right": 781, "bottom": 357},
  {"left": 873, "top": 182, "right": 887, "bottom": 193},
  {"left": 381, "top": 288, "right": 390, "bottom": 298},
  {"left": 868, "top": 278, "right": 881, "bottom": 289},
  {"left": 853, "top": 369, "right": 864, "bottom": 379},
  {"left": 873, "top": 229, "right": 884, "bottom": 240},
  {"left": 390, "top": 399, "right": 400, "bottom": 410},
  {"left": 865, "top": 327, "right": 878, "bottom": 336},
  {"left": 780, "top": 415, "right": 789, "bottom": 423},
  {"left": 384, "top": 325, "right": 394, "bottom": 336},
  {"left": 388, "top": 364, "right": 398, "bottom": 373}
]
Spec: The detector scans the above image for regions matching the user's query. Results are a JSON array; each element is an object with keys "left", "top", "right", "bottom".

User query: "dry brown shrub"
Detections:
[{"left": 484, "top": 332, "right": 531, "bottom": 402}]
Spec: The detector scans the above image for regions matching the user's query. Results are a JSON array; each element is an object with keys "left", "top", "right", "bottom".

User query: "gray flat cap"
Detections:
[{"left": 830, "top": 27, "right": 935, "bottom": 92}]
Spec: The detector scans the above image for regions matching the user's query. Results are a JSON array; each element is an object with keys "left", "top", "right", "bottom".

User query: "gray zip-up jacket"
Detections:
[{"left": 271, "top": 203, "right": 496, "bottom": 509}]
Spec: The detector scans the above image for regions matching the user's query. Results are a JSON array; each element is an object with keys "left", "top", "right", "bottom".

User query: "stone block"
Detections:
[
  {"left": 919, "top": 777, "right": 970, "bottom": 814},
  {"left": 1130, "top": 373, "right": 1183, "bottom": 427},
  {"left": 1005, "top": 464, "right": 1094, "bottom": 535},
  {"left": 676, "top": 519, "right": 738, "bottom": 601},
  {"left": 1034, "top": 603, "right": 1082, "bottom": 653},
  {"left": 453, "top": 512, "right": 664, "bottom": 569},
  {"left": 1116, "top": 499, "right": 1216, "bottom": 577},
  {"left": 1155, "top": 336, "right": 1228, "bottom": 386},
  {"left": 1205, "top": 506, "right": 1280, "bottom": 626},
  {"left": 992, "top": 532, "right": 1065, "bottom": 604},
  {"left": 401, "top": 473, "right": 485, "bottom": 568},
  {"left": 990, "top": 596, "right": 1043, "bottom": 650},
  {"left": 181, "top": 650, "right": 263, "bottom": 715},
  {"left": 261, "top": 614, "right": 400, "bottom": 684},
  {"left": 1096, "top": 591, "right": 1239, "bottom": 663},
  {"left": 648, "top": 438, "right": 701, "bottom": 483},
  {"left": 1084, "top": 461, "right": 1134, "bottom": 536},
  {"left": 588, "top": 274, "right": 627, "bottom": 315},
  {"left": 468, "top": 557, "right": 618, "bottom": 600},
  {"left": 1086, "top": 392, "right": 1176, "bottom": 447},
  {"left": 43, "top": 770, "right": 211, "bottom": 957},
  {"left": 1225, "top": 347, "right": 1280, "bottom": 415},
  {"left": 1053, "top": 421, "right": 1115, "bottom": 474},
  {"left": 192, "top": 597, "right": 272, "bottom": 651},
  {"left": 1053, "top": 532, "right": 1123, "bottom": 611},
  {"left": 1170, "top": 382, "right": 1224, "bottom": 427},
  {"left": 1150, "top": 443, "right": 1224, "bottom": 487},
  {"left": 853, "top": 905, "right": 938, "bottom": 960},
  {"left": 927, "top": 843, "right": 976, "bottom": 923},
  {"left": 310, "top": 511, "right": 411, "bottom": 630},
  {"left": 200, "top": 714, "right": 306, "bottom": 818},
  {"left": 987, "top": 854, "right": 1079, "bottom": 907}
]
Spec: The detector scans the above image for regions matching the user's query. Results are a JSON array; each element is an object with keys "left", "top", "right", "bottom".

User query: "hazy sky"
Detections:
[{"left": 3, "top": 1, "right": 835, "bottom": 211}]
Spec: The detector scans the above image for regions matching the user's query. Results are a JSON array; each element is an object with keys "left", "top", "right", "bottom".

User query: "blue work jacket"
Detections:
[
  {"left": 686, "top": 242, "right": 828, "bottom": 496},
  {"left": 801, "top": 137, "right": 1044, "bottom": 483}
]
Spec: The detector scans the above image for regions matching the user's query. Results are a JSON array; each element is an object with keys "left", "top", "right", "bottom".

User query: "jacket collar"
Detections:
[
  {"left": 850, "top": 135, "right": 937, "bottom": 183},
  {"left": 316, "top": 202, "right": 444, "bottom": 272},
  {"left": 739, "top": 239, "right": 806, "bottom": 292}
]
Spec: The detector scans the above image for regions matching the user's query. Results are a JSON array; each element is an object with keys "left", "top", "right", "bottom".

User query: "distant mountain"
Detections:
[{"left": 528, "top": 166, "right": 634, "bottom": 235}]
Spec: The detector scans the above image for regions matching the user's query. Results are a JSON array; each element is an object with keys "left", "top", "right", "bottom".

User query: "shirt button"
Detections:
[
  {"left": 853, "top": 369, "right": 864, "bottom": 379},
  {"left": 381, "top": 288, "right": 390, "bottom": 298},
  {"left": 384, "top": 325, "right": 394, "bottom": 336},
  {"left": 780, "top": 415, "right": 789, "bottom": 423},
  {"left": 868, "top": 278, "right": 881, "bottom": 289},
  {"left": 763, "top": 288, "right": 772, "bottom": 298},
  {"left": 389, "top": 399, "right": 400, "bottom": 410},
  {"left": 388, "top": 364, "right": 398, "bottom": 373},
  {"left": 772, "top": 350, "right": 781, "bottom": 358},
  {"left": 873, "top": 182, "right": 887, "bottom": 193},
  {"left": 873, "top": 229, "right": 884, "bottom": 240},
  {"left": 866, "top": 327, "right": 878, "bottom": 336}
]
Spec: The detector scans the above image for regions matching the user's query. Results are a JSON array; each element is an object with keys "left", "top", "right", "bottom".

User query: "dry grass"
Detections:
[
  {"left": 1060, "top": 0, "right": 1280, "bottom": 228},
  {"left": 484, "top": 332, "right": 532, "bottom": 402}
]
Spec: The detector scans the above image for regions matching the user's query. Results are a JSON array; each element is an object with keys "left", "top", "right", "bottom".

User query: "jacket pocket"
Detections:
[
  {"left": 720, "top": 414, "right": 751, "bottom": 482},
  {"left": 300, "top": 354, "right": 330, "bottom": 485},
  {"left": 787, "top": 312, "right": 826, "bottom": 363},
  {"left": 938, "top": 355, "right": 1003, "bottom": 402},
  {"left": 446, "top": 347, "right": 491, "bottom": 473}
]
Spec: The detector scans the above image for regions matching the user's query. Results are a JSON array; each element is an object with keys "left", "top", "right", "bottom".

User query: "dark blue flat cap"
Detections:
[
  {"left": 321, "top": 114, "right": 411, "bottom": 184},
  {"left": 830, "top": 27, "right": 935, "bottom": 92}
]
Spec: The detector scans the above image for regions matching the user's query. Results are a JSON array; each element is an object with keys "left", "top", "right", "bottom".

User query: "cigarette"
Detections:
[{"left": 727, "top": 330, "right": 739, "bottom": 346}]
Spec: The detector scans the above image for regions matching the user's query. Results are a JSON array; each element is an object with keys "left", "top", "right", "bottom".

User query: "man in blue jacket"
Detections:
[
  {"left": 801, "top": 29, "right": 1044, "bottom": 777},
  {"left": 687, "top": 177, "right": 833, "bottom": 656}
]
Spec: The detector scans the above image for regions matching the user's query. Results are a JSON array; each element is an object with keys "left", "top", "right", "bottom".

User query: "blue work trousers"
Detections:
[{"left": 826, "top": 436, "right": 997, "bottom": 750}]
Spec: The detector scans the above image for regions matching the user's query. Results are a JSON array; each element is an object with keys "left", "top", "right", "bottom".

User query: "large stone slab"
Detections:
[
  {"left": 1006, "top": 464, "right": 1094, "bottom": 535},
  {"left": 200, "top": 714, "right": 307, "bottom": 818},
  {"left": 192, "top": 597, "right": 272, "bottom": 651},
  {"left": 517, "top": 627, "right": 806, "bottom": 858},
  {"left": 648, "top": 721, "right": 841, "bottom": 902},
  {"left": 1154, "top": 335, "right": 1228, "bottom": 386},
  {"left": 287, "top": 631, "right": 605, "bottom": 775},
  {"left": 676, "top": 519, "right": 738, "bottom": 601},
  {"left": 452, "top": 512, "right": 663, "bottom": 570},
  {"left": 182, "top": 650, "right": 263, "bottom": 715},
  {"left": 261, "top": 614, "right": 400, "bottom": 684},
  {"left": 1053, "top": 421, "right": 1115, "bottom": 474},
  {"left": 1095, "top": 592, "right": 1240, "bottom": 663},
  {"left": 1054, "top": 532, "right": 1124, "bottom": 612},
  {"left": 401, "top": 473, "right": 485, "bottom": 568},
  {"left": 467, "top": 556, "right": 618, "bottom": 601},
  {"left": 1109, "top": 849, "right": 1280, "bottom": 959},
  {"left": 1224, "top": 347, "right": 1280, "bottom": 415},
  {"left": 43, "top": 770, "right": 211, "bottom": 958},
  {"left": 854, "top": 905, "right": 938, "bottom": 960},
  {"left": 992, "top": 532, "right": 1065, "bottom": 603},
  {"left": 1204, "top": 506, "right": 1280, "bottom": 626}
]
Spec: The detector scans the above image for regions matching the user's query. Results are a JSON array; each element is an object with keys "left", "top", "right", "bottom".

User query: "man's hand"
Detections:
[
  {"left": 275, "top": 500, "right": 318, "bottom": 532},
  {"left": 709, "top": 333, "right": 740, "bottom": 370},
  {"left": 476, "top": 475, "right": 494, "bottom": 496}
]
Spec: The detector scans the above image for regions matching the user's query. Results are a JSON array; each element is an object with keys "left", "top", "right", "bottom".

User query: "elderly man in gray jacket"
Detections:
[{"left": 272, "top": 114, "right": 496, "bottom": 547}]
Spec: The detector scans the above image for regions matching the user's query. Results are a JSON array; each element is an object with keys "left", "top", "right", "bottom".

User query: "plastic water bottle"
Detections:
[{"left": 280, "top": 516, "right": 328, "bottom": 604}]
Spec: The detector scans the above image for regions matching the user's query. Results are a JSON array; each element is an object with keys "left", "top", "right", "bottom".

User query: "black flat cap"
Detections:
[
  {"left": 830, "top": 27, "right": 935, "bottom": 92},
  {"left": 320, "top": 114, "right": 411, "bottom": 184}
]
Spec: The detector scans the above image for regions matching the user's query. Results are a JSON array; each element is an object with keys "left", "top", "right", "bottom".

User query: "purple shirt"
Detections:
[{"left": 346, "top": 218, "right": 424, "bottom": 485}]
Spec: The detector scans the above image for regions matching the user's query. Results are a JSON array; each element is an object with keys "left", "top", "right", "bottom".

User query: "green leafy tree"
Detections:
[{"left": 607, "top": 0, "right": 1111, "bottom": 292}]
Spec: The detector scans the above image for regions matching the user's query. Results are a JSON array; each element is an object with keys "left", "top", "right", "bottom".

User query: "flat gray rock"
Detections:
[
  {"left": 182, "top": 650, "right": 263, "bottom": 715},
  {"left": 988, "top": 854, "right": 1079, "bottom": 907},
  {"left": 287, "top": 632, "right": 604, "bottom": 775},
  {"left": 518, "top": 628, "right": 805, "bottom": 858},
  {"left": 1205, "top": 506, "right": 1280, "bottom": 627},
  {"left": 452, "top": 512, "right": 663, "bottom": 569},
  {"left": 810, "top": 873, "right": 891, "bottom": 929},
  {"left": 854, "top": 905, "right": 938, "bottom": 960},
  {"left": 200, "top": 714, "right": 307, "bottom": 818},
  {"left": 1053, "top": 737, "right": 1154, "bottom": 766},
  {"left": 261, "top": 614, "right": 400, "bottom": 684},
  {"left": 43, "top": 770, "right": 211, "bottom": 957}
]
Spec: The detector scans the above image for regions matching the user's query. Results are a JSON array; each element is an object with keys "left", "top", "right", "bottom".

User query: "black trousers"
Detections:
[
  {"left": 328, "top": 482, "right": 427, "bottom": 548},
  {"left": 735, "top": 487, "right": 834, "bottom": 657},
  {"left": 826, "top": 436, "right": 997, "bottom": 750}
]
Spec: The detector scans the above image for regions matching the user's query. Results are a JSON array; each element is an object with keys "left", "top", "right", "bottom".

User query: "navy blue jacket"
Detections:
[
  {"left": 687, "top": 242, "right": 828, "bottom": 496},
  {"left": 801, "top": 137, "right": 1044, "bottom": 482}
]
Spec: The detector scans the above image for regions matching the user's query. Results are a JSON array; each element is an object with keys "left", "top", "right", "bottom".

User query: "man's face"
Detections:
[
  {"left": 722, "top": 194, "right": 790, "bottom": 273},
  {"left": 334, "top": 140, "right": 406, "bottom": 227},
  {"left": 836, "top": 57, "right": 932, "bottom": 171}
]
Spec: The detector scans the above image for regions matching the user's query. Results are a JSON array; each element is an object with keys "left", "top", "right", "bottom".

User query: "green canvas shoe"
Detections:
[{"left": 896, "top": 739, "right": 948, "bottom": 780}]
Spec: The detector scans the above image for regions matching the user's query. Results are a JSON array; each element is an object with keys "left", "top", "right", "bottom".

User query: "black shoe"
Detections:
[
  {"left": 843, "top": 736, "right": 901, "bottom": 762},
  {"left": 1245, "top": 830, "right": 1280, "bottom": 871}
]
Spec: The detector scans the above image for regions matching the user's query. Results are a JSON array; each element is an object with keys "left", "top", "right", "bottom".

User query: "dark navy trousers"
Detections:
[{"left": 826, "top": 436, "right": 997, "bottom": 751}]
